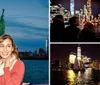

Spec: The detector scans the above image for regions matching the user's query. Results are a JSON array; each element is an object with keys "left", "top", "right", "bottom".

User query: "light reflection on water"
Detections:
[
  {"left": 65, "top": 70, "right": 75, "bottom": 85},
  {"left": 51, "top": 68, "right": 100, "bottom": 85}
]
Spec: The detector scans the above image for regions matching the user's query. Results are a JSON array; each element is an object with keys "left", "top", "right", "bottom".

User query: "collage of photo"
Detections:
[
  {"left": 0, "top": 0, "right": 100, "bottom": 85},
  {"left": 50, "top": 0, "right": 100, "bottom": 85}
]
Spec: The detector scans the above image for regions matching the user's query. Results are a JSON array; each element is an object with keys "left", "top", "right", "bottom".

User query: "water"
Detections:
[
  {"left": 22, "top": 60, "right": 49, "bottom": 84},
  {"left": 51, "top": 68, "right": 100, "bottom": 85}
]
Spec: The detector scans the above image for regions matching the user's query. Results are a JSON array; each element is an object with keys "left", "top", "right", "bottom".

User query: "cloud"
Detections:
[
  {"left": 6, "top": 26, "right": 48, "bottom": 40},
  {"left": 0, "top": 0, "right": 49, "bottom": 51},
  {"left": 5, "top": 15, "right": 48, "bottom": 40},
  {"left": 15, "top": 16, "right": 48, "bottom": 29}
]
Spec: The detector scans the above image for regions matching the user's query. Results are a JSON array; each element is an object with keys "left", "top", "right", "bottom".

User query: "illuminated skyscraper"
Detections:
[
  {"left": 84, "top": 5, "right": 87, "bottom": 14},
  {"left": 87, "top": 0, "right": 92, "bottom": 16},
  {"left": 77, "top": 44, "right": 81, "bottom": 61},
  {"left": 77, "top": 44, "right": 81, "bottom": 67},
  {"left": 70, "top": 0, "right": 75, "bottom": 16},
  {"left": 46, "top": 39, "right": 49, "bottom": 55},
  {"left": 69, "top": 52, "right": 76, "bottom": 64}
]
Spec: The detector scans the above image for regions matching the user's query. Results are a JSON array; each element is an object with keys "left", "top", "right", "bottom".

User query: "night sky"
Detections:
[
  {"left": 50, "top": 0, "right": 100, "bottom": 16},
  {"left": 51, "top": 44, "right": 100, "bottom": 61}
]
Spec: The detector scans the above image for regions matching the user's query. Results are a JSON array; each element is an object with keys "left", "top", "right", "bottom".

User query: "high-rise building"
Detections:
[
  {"left": 77, "top": 44, "right": 81, "bottom": 61},
  {"left": 84, "top": 5, "right": 87, "bottom": 14},
  {"left": 70, "top": 0, "right": 75, "bottom": 16},
  {"left": 77, "top": 44, "right": 82, "bottom": 67},
  {"left": 77, "top": 45, "right": 82, "bottom": 68},
  {"left": 86, "top": 0, "right": 92, "bottom": 19},
  {"left": 69, "top": 52, "right": 76, "bottom": 64},
  {"left": 46, "top": 39, "right": 49, "bottom": 55}
]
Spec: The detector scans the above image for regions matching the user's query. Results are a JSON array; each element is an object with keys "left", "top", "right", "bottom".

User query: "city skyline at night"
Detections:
[
  {"left": 51, "top": 44, "right": 100, "bottom": 61},
  {"left": 50, "top": 1, "right": 100, "bottom": 85},
  {"left": 51, "top": 0, "right": 100, "bottom": 16}
]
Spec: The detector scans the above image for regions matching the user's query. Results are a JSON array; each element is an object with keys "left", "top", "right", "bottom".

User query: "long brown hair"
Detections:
[{"left": 0, "top": 34, "right": 19, "bottom": 59}]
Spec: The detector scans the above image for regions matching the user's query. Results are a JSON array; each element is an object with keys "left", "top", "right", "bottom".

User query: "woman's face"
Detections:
[{"left": 0, "top": 38, "right": 14, "bottom": 59}]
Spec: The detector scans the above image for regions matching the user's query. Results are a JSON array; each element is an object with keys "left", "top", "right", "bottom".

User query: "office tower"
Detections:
[
  {"left": 77, "top": 44, "right": 81, "bottom": 67},
  {"left": 70, "top": 0, "right": 75, "bottom": 16},
  {"left": 87, "top": 0, "right": 92, "bottom": 20}
]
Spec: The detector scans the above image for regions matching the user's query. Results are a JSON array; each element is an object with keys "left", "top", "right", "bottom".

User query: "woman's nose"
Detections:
[{"left": 3, "top": 46, "right": 7, "bottom": 51}]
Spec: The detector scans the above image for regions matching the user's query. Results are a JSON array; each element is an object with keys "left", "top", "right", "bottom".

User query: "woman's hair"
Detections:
[{"left": 0, "top": 34, "right": 19, "bottom": 59}]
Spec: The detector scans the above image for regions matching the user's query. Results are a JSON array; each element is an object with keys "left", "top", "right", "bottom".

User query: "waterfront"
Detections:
[
  {"left": 22, "top": 60, "right": 49, "bottom": 85},
  {"left": 51, "top": 68, "right": 100, "bottom": 85}
]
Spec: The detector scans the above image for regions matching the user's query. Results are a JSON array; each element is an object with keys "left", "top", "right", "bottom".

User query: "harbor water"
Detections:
[
  {"left": 22, "top": 60, "right": 49, "bottom": 85},
  {"left": 51, "top": 68, "right": 100, "bottom": 85}
]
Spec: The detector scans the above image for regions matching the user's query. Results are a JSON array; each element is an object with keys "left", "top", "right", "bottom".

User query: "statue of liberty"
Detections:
[{"left": 0, "top": 9, "right": 5, "bottom": 34}]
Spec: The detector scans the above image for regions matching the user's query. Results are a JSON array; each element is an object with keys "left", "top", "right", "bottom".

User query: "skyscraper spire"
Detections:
[{"left": 78, "top": 44, "right": 80, "bottom": 47}]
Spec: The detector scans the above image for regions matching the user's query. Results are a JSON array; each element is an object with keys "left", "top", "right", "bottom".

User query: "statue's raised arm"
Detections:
[
  {"left": 1, "top": 9, "right": 5, "bottom": 20},
  {"left": 0, "top": 9, "right": 5, "bottom": 34}
]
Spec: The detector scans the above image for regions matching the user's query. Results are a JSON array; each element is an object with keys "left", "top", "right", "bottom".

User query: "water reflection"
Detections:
[
  {"left": 74, "top": 68, "right": 92, "bottom": 85},
  {"left": 65, "top": 70, "right": 75, "bottom": 85},
  {"left": 51, "top": 68, "right": 100, "bottom": 85}
]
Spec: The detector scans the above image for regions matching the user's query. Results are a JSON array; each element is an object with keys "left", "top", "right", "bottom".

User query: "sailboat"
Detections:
[
  {"left": 73, "top": 57, "right": 79, "bottom": 71},
  {"left": 73, "top": 57, "right": 85, "bottom": 71}
]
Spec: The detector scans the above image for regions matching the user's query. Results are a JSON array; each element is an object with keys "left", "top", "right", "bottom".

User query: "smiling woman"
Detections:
[{"left": 0, "top": 34, "right": 25, "bottom": 85}]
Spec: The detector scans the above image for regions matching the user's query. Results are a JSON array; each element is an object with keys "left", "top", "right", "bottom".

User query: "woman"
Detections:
[{"left": 0, "top": 34, "right": 25, "bottom": 85}]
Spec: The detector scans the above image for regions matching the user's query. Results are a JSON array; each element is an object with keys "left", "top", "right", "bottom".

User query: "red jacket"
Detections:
[{"left": 0, "top": 60, "right": 25, "bottom": 85}]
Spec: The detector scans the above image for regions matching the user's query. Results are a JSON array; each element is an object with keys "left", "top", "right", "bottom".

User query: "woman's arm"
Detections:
[{"left": 3, "top": 61, "right": 25, "bottom": 85}]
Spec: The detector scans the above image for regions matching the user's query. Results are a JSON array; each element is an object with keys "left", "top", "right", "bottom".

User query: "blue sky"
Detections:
[{"left": 0, "top": 0, "right": 49, "bottom": 52}]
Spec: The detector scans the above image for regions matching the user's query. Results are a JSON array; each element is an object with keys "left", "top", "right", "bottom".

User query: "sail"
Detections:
[{"left": 73, "top": 57, "right": 79, "bottom": 70}]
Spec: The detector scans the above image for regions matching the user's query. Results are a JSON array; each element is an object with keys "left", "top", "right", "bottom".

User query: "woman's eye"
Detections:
[
  {"left": 8, "top": 45, "right": 11, "bottom": 47},
  {"left": 0, "top": 45, "right": 3, "bottom": 47}
]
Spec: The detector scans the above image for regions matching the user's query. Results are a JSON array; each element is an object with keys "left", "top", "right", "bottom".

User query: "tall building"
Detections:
[
  {"left": 46, "top": 39, "right": 49, "bottom": 55},
  {"left": 77, "top": 44, "right": 81, "bottom": 67},
  {"left": 77, "top": 44, "right": 81, "bottom": 60},
  {"left": 87, "top": 0, "right": 92, "bottom": 17},
  {"left": 84, "top": 5, "right": 87, "bottom": 14},
  {"left": 69, "top": 52, "right": 76, "bottom": 64},
  {"left": 70, "top": 0, "right": 75, "bottom": 16}
]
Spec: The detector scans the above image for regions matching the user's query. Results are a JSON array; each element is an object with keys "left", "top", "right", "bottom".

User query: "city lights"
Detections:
[{"left": 69, "top": 53, "right": 76, "bottom": 64}]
